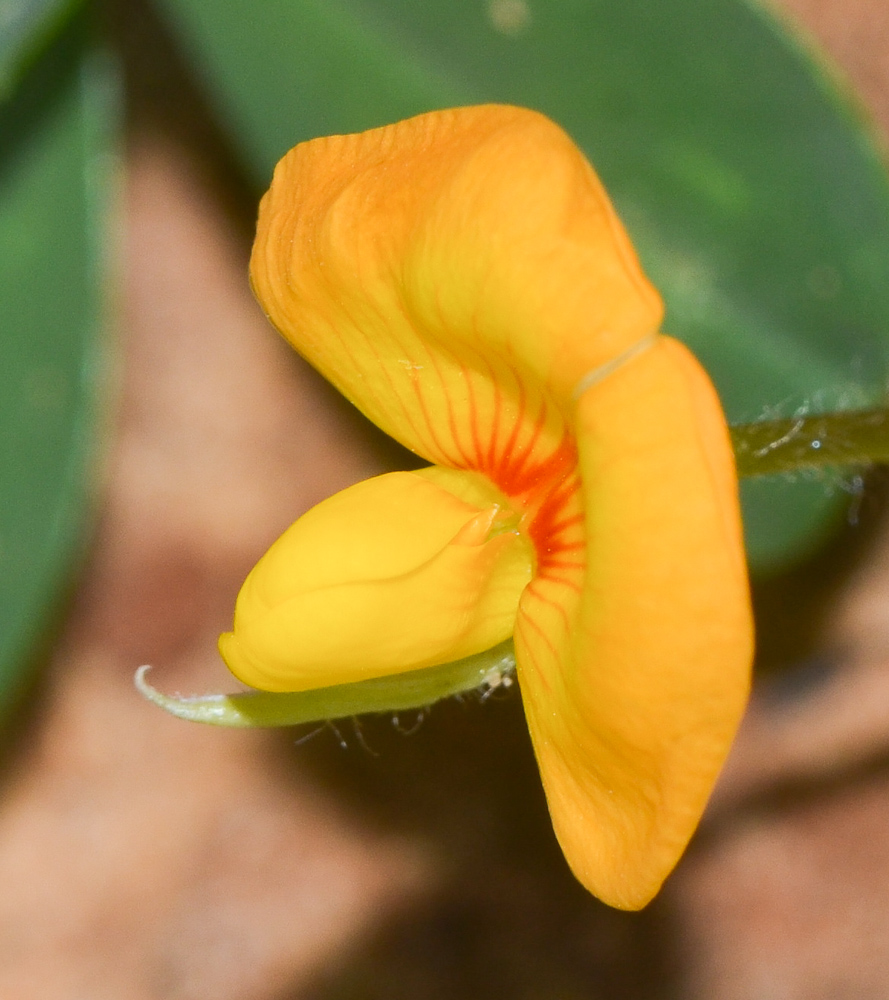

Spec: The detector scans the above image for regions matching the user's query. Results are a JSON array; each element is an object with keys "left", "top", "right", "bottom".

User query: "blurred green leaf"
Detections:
[
  {"left": 0, "top": 22, "right": 115, "bottom": 720},
  {"left": 0, "top": 0, "right": 81, "bottom": 100},
  {"left": 156, "top": 0, "right": 889, "bottom": 572}
]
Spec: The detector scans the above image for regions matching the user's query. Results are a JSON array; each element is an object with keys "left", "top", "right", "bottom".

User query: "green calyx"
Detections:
[{"left": 135, "top": 640, "right": 516, "bottom": 728}]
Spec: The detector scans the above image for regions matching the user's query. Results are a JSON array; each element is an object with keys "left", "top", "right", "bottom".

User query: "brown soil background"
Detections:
[{"left": 3, "top": 0, "right": 889, "bottom": 996}]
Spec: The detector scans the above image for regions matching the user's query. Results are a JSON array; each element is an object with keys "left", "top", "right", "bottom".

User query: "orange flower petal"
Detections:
[
  {"left": 250, "top": 105, "right": 662, "bottom": 479},
  {"left": 516, "top": 337, "right": 752, "bottom": 910}
]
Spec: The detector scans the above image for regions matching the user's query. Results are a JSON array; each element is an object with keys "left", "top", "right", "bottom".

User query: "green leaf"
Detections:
[
  {"left": 0, "top": 22, "right": 115, "bottom": 721},
  {"left": 0, "top": 0, "right": 82, "bottom": 101},
  {"left": 155, "top": 0, "right": 889, "bottom": 572}
]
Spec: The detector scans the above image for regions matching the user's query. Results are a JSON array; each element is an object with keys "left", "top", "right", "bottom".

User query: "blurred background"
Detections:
[{"left": 3, "top": 0, "right": 889, "bottom": 995}]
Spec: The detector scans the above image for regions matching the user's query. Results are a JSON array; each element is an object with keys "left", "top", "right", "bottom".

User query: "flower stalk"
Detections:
[{"left": 731, "top": 406, "right": 889, "bottom": 477}]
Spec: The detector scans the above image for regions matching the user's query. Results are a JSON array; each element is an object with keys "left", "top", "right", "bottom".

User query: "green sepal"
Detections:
[{"left": 135, "top": 640, "right": 516, "bottom": 727}]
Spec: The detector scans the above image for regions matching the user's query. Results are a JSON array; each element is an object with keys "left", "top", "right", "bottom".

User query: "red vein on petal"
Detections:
[
  {"left": 533, "top": 571, "right": 583, "bottom": 595},
  {"left": 461, "top": 358, "right": 485, "bottom": 469},
  {"left": 515, "top": 608, "right": 557, "bottom": 691},
  {"left": 543, "top": 560, "right": 586, "bottom": 572},
  {"left": 323, "top": 290, "right": 443, "bottom": 461},
  {"left": 526, "top": 591, "right": 574, "bottom": 645},
  {"left": 501, "top": 394, "right": 550, "bottom": 491},
  {"left": 494, "top": 360, "right": 528, "bottom": 477},
  {"left": 424, "top": 347, "right": 475, "bottom": 468},
  {"left": 482, "top": 354, "right": 504, "bottom": 471},
  {"left": 545, "top": 543, "right": 586, "bottom": 561},
  {"left": 397, "top": 333, "right": 461, "bottom": 465},
  {"left": 547, "top": 512, "right": 585, "bottom": 534}
]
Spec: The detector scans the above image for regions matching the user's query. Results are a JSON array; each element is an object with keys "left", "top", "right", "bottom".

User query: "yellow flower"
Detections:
[{"left": 156, "top": 105, "right": 754, "bottom": 910}]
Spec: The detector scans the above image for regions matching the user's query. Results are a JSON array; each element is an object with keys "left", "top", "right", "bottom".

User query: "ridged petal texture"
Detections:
[
  {"left": 250, "top": 104, "right": 662, "bottom": 469},
  {"left": 235, "top": 105, "right": 754, "bottom": 909}
]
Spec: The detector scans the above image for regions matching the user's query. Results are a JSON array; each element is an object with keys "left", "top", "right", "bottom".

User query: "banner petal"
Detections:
[{"left": 250, "top": 105, "right": 662, "bottom": 474}]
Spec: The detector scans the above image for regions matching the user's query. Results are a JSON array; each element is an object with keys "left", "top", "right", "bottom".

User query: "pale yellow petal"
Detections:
[{"left": 220, "top": 469, "right": 534, "bottom": 692}]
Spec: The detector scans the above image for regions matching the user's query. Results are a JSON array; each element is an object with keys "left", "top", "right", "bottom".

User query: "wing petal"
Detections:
[{"left": 515, "top": 337, "right": 753, "bottom": 910}]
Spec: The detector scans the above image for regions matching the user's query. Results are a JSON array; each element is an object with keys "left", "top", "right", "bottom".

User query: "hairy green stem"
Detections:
[{"left": 732, "top": 406, "right": 889, "bottom": 477}]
